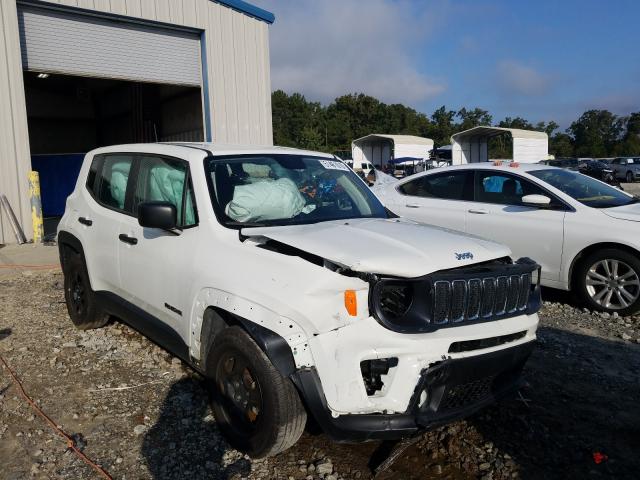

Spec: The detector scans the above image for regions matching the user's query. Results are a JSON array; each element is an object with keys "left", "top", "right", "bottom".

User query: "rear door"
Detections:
[
  {"left": 465, "top": 170, "right": 566, "bottom": 282},
  {"left": 117, "top": 154, "right": 199, "bottom": 344},
  {"left": 81, "top": 153, "right": 135, "bottom": 294},
  {"left": 389, "top": 170, "right": 473, "bottom": 232}
]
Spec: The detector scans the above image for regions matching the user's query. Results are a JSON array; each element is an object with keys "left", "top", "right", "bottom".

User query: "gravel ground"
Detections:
[{"left": 1, "top": 270, "right": 639, "bottom": 480}]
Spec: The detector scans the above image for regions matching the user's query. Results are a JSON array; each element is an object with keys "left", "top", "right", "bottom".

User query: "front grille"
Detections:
[
  {"left": 439, "top": 375, "right": 496, "bottom": 411},
  {"left": 432, "top": 272, "right": 532, "bottom": 325}
]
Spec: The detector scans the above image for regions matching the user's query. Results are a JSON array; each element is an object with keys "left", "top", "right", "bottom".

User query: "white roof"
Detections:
[
  {"left": 353, "top": 134, "right": 434, "bottom": 146},
  {"left": 87, "top": 143, "right": 335, "bottom": 164},
  {"left": 451, "top": 126, "right": 547, "bottom": 142}
]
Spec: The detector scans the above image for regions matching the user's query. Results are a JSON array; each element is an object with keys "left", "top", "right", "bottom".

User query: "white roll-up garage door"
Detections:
[{"left": 17, "top": 5, "right": 202, "bottom": 86}]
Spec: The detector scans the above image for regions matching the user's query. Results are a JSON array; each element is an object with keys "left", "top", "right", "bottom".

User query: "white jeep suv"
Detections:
[{"left": 58, "top": 143, "right": 541, "bottom": 457}]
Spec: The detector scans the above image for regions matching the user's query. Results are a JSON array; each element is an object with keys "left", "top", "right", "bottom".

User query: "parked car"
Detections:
[
  {"left": 374, "top": 162, "right": 640, "bottom": 315},
  {"left": 538, "top": 158, "right": 580, "bottom": 170},
  {"left": 58, "top": 144, "right": 540, "bottom": 457},
  {"left": 610, "top": 157, "right": 640, "bottom": 183},
  {"left": 578, "top": 159, "right": 620, "bottom": 186}
]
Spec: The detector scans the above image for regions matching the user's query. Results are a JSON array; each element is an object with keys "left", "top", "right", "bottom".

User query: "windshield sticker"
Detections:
[{"left": 319, "top": 160, "right": 349, "bottom": 171}]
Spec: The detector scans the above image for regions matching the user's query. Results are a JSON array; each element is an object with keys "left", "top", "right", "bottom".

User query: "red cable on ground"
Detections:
[
  {"left": 0, "top": 264, "right": 60, "bottom": 269},
  {"left": 0, "top": 354, "right": 113, "bottom": 480}
]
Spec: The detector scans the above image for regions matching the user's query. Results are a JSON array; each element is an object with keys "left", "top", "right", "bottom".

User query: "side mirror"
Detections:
[
  {"left": 138, "top": 201, "right": 177, "bottom": 230},
  {"left": 521, "top": 194, "right": 551, "bottom": 208}
]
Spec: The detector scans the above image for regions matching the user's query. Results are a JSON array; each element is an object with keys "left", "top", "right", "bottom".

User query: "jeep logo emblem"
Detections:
[{"left": 455, "top": 252, "right": 474, "bottom": 260}]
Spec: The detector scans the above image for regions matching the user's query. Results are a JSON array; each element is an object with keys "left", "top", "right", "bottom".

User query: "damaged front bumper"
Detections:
[{"left": 293, "top": 340, "right": 534, "bottom": 442}]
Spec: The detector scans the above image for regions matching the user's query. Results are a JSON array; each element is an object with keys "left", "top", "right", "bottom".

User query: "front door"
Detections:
[
  {"left": 117, "top": 154, "right": 199, "bottom": 344},
  {"left": 465, "top": 170, "right": 566, "bottom": 282}
]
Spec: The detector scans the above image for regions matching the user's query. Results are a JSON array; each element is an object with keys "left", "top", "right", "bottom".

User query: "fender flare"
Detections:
[
  {"left": 200, "top": 308, "right": 298, "bottom": 378},
  {"left": 57, "top": 231, "right": 85, "bottom": 271},
  {"left": 191, "top": 288, "right": 314, "bottom": 375}
]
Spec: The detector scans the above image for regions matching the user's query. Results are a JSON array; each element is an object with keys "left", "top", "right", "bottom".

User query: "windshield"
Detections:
[
  {"left": 204, "top": 154, "right": 387, "bottom": 227},
  {"left": 529, "top": 169, "right": 637, "bottom": 208}
]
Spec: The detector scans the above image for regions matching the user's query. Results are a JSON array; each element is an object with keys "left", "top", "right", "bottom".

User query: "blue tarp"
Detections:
[
  {"left": 388, "top": 157, "right": 422, "bottom": 164},
  {"left": 31, "top": 153, "right": 85, "bottom": 216}
]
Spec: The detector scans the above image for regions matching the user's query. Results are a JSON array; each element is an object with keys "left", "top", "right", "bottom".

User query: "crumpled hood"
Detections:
[
  {"left": 242, "top": 217, "right": 511, "bottom": 278},
  {"left": 602, "top": 202, "right": 640, "bottom": 222}
]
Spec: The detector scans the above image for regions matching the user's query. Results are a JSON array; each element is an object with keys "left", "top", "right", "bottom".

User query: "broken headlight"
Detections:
[{"left": 371, "top": 279, "right": 429, "bottom": 332}]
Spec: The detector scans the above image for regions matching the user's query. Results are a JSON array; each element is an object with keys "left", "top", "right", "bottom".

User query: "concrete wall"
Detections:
[{"left": 0, "top": 0, "right": 273, "bottom": 243}]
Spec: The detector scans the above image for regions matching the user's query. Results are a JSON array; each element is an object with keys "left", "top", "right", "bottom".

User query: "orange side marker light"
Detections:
[{"left": 344, "top": 290, "right": 357, "bottom": 316}]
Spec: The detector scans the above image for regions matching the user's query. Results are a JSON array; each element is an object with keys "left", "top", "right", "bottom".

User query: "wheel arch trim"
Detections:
[
  {"left": 191, "top": 288, "right": 314, "bottom": 375},
  {"left": 568, "top": 242, "right": 640, "bottom": 289}
]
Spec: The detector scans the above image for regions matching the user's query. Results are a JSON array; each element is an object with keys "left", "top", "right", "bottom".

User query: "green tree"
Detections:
[
  {"left": 457, "top": 107, "right": 492, "bottom": 131},
  {"left": 429, "top": 106, "right": 457, "bottom": 146},
  {"left": 568, "top": 110, "right": 623, "bottom": 157},
  {"left": 549, "top": 132, "right": 574, "bottom": 157}
]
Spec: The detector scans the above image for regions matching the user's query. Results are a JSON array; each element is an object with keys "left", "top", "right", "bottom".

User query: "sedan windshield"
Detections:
[
  {"left": 529, "top": 169, "right": 637, "bottom": 208},
  {"left": 204, "top": 154, "right": 387, "bottom": 227}
]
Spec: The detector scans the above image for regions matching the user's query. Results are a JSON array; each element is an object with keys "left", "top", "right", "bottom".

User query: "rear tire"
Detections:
[
  {"left": 63, "top": 251, "right": 110, "bottom": 330},
  {"left": 205, "top": 326, "right": 306, "bottom": 458},
  {"left": 574, "top": 248, "right": 640, "bottom": 316}
]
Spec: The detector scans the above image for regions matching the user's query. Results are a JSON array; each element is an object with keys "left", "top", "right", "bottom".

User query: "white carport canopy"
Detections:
[
  {"left": 451, "top": 126, "right": 548, "bottom": 164},
  {"left": 352, "top": 134, "right": 434, "bottom": 168}
]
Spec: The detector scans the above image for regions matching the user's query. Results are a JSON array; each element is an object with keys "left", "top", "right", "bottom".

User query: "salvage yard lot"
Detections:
[{"left": 1, "top": 270, "right": 639, "bottom": 479}]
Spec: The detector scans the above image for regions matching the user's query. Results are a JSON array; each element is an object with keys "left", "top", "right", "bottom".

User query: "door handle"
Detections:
[
  {"left": 468, "top": 208, "right": 488, "bottom": 214},
  {"left": 78, "top": 217, "right": 93, "bottom": 226},
  {"left": 405, "top": 203, "right": 421, "bottom": 208},
  {"left": 118, "top": 234, "right": 138, "bottom": 245}
]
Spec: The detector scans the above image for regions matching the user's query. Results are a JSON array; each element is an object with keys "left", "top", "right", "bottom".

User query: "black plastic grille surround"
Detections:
[{"left": 371, "top": 258, "right": 541, "bottom": 333}]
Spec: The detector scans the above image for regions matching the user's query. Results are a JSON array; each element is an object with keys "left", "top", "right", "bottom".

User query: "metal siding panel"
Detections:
[
  {"left": 19, "top": 6, "right": 202, "bottom": 86},
  {"left": 109, "top": 0, "right": 128, "bottom": 15},
  {"left": 154, "top": 0, "right": 171, "bottom": 22},
  {"left": 206, "top": 1, "right": 227, "bottom": 142},
  {"left": 0, "top": 0, "right": 33, "bottom": 243},
  {"left": 139, "top": 0, "right": 157, "bottom": 20},
  {"left": 258, "top": 21, "right": 272, "bottom": 144},
  {"left": 76, "top": 0, "right": 96, "bottom": 9},
  {"left": 220, "top": 7, "right": 238, "bottom": 143},
  {"left": 182, "top": 0, "right": 198, "bottom": 28},
  {"left": 125, "top": 0, "right": 142, "bottom": 17},
  {"left": 234, "top": 14, "right": 249, "bottom": 143},
  {"left": 169, "top": 0, "right": 184, "bottom": 25}
]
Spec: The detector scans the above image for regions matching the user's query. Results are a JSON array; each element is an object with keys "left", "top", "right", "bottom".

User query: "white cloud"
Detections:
[
  {"left": 496, "top": 60, "right": 551, "bottom": 96},
  {"left": 253, "top": 0, "right": 447, "bottom": 105}
]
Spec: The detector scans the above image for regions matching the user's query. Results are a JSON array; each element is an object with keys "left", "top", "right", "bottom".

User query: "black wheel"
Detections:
[
  {"left": 63, "top": 251, "right": 109, "bottom": 330},
  {"left": 574, "top": 248, "right": 640, "bottom": 316},
  {"left": 205, "top": 326, "right": 306, "bottom": 457},
  {"left": 626, "top": 171, "right": 634, "bottom": 183}
]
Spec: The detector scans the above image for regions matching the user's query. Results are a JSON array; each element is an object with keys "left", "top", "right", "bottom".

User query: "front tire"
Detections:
[
  {"left": 63, "top": 251, "right": 110, "bottom": 330},
  {"left": 626, "top": 171, "right": 634, "bottom": 183},
  {"left": 575, "top": 249, "right": 640, "bottom": 315},
  {"left": 206, "top": 326, "right": 306, "bottom": 457}
]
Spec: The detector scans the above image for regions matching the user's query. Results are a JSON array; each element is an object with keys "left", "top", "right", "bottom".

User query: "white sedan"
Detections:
[{"left": 374, "top": 162, "right": 640, "bottom": 315}]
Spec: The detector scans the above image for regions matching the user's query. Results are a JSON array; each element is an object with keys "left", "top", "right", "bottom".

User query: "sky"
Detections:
[{"left": 251, "top": 0, "right": 640, "bottom": 129}]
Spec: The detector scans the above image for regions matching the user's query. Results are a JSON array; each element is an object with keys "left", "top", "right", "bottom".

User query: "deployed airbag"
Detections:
[{"left": 226, "top": 178, "right": 307, "bottom": 222}]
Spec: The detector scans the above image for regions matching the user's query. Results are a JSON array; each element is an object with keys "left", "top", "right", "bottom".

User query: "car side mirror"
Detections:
[
  {"left": 138, "top": 201, "right": 177, "bottom": 230},
  {"left": 521, "top": 194, "right": 551, "bottom": 208}
]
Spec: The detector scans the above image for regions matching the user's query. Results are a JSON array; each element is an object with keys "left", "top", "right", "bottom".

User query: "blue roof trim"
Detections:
[{"left": 212, "top": 0, "right": 275, "bottom": 24}]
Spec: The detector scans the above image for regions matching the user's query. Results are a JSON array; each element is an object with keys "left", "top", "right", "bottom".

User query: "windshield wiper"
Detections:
[{"left": 225, "top": 221, "right": 270, "bottom": 228}]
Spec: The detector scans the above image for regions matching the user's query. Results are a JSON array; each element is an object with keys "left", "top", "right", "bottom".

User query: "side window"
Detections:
[
  {"left": 475, "top": 171, "right": 558, "bottom": 207},
  {"left": 94, "top": 154, "right": 134, "bottom": 212},
  {"left": 133, "top": 155, "right": 198, "bottom": 227},
  {"left": 399, "top": 172, "right": 473, "bottom": 200}
]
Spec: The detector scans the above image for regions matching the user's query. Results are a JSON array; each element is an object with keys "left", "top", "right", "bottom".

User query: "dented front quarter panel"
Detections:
[{"left": 188, "top": 226, "right": 369, "bottom": 362}]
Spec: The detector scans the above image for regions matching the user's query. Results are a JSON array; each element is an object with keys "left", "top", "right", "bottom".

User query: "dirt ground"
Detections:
[{"left": 1, "top": 269, "right": 639, "bottom": 480}]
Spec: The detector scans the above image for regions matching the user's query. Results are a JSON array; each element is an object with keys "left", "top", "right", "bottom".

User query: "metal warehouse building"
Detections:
[{"left": 0, "top": 0, "right": 274, "bottom": 244}]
